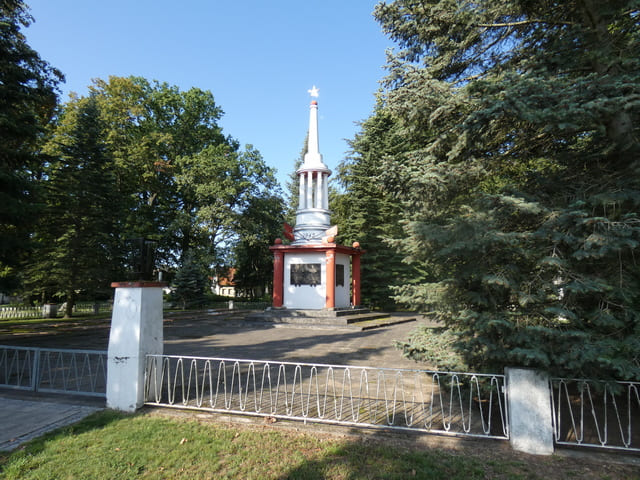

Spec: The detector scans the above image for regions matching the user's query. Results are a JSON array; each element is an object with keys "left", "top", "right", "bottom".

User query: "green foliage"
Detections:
[
  {"left": 396, "top": 326, "right": 469, "bottom": 372},
  {"left": 0, "top": 0, "right": 62, "bottom": 291},
  {"left": 333, "top": 109, "right": 421, "bottom": 309},
  {"left": 372, "top": 0, "right": 640, "bottom": 380},
  {"left": 232, "top": 183, "right": 285, "bottom": 299},
  {"left": 16, "top": 74, "right": 284, "bottom": 303},
  {"left": 87, "top": 76, "right": 231, "bottom": 267}
]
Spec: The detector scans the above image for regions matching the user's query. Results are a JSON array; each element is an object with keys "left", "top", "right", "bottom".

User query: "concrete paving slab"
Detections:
[{"left": 0, "top": 394, "right": 102, "bottom": 451}]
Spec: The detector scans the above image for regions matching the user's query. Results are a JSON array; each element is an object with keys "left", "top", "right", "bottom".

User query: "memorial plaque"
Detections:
[
  {"left": 290, "top": 263, "right": 321, "bottom": 286},
  {"left": 336, "top": 264, "right": 345, "bottom": 287}
]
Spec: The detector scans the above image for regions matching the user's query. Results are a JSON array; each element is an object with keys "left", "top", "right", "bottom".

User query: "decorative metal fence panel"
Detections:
[
  {"left": 551, "top": 378, "right": 640, "bottom": 452},
  {"left": 0, "top": 306, "right": 44, "bottom": 320},
  {"left": 0, "top": 303, "right": 112, "bottom": 320},
  {"left": 0, "top": 346, "right": 37, "bottom": 390},
  {"left": 145, "top": 355, "right": 509, "bottom": 439},
  {"left": 0, "top": 345, "right": 107, "bottom": 398}
]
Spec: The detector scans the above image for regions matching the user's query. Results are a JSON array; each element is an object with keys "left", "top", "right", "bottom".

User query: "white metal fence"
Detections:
[
  {"left": 144, "top": 354, "right": 509, "bottom": 439},
  {"left": 551, "top": 378, "right": 640, "bottom": 452},
  {"left": 0, "top": 303, "right": 112, "bottom": 320},
  {"left": 0, "top": 345, "right": 107, "bottom": 397}
]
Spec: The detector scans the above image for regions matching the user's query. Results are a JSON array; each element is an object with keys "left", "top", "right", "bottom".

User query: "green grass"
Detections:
[{"left": 0, "top": 411, "right": 637, "bottom": 480}]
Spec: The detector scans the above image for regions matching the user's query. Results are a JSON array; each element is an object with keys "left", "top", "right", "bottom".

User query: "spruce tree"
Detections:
[
  {"left": 333, "top": 109, "right": 420, "bottom": 309},
  {"left": 374, "top": 0, "right": 640, "bottom": 379},
  {"left": 172, "top": 251, "right": 208, "bottom": 309},
  {"left": 24, "top": 95, "right": 124, "bottom": 316}
]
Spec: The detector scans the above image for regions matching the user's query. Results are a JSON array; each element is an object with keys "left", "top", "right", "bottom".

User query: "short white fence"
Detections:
[
  {"left": 0, "top": 345, "right": 107, "bottom": 397},
  {"left": 0, "top": 303, "right": 112, "bottom": 320},
  {"left": 144, "top": 355, "right": 509, "bottom": 439},
  {"left": 551, "top": 378, "right": 640, "bottom": 452}
]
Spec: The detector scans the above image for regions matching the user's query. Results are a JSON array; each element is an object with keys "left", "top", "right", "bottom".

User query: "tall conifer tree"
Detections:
[
  {"left": 25, "top": 95, "right": 123, "bottom": 315},
  {"left": 334, "top": 109, "right": 419, "bottom": 309},
  {"left": 0, "top": 0, "right": 62, "bottom": 291},
  {"left": 374, "top": 0, "right": 640, "bottom": 379}
]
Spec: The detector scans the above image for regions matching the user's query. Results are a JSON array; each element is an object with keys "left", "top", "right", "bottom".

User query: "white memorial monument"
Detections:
[{"left": 270, "top": 87, "right": 362, "bottom": 310}]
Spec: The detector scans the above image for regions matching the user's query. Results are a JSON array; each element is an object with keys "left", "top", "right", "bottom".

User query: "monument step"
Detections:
[
  {"left": 254, "top": 307, "right": 372, "bottom": 319},
  {"left": 244, "top": 309, "right": 416, "bottom": 329},
  {"left": 346, "top": 315, "right": 417, "bottom": 331}
]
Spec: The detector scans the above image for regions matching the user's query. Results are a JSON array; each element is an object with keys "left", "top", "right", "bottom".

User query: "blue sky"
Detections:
[{"left": 24, "top": 0, "right": 394, "bottom": 189}]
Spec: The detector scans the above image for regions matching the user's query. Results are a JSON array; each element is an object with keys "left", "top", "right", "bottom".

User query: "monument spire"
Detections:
[
  {"left": 304, "top": 86, "right": 323, "bottom": 166},
  {"left": 293, "top": 86, "right": 332, "bottom": 244}
]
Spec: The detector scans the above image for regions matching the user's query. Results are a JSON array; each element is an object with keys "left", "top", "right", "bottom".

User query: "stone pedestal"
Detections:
[
  {"left": 106, "top": 282, "right": 164, "bottom": 412},
  {"left": 42, "top": 303, "right": 58, "bottom": 318}
]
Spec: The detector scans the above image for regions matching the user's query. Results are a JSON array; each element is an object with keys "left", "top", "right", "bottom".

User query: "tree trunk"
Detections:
[
  {"left": 580, "top": 0, "right": 637, "bottom": 153},
  {"left": 64, "top": 291, "right": 75, "bottom": 318}
]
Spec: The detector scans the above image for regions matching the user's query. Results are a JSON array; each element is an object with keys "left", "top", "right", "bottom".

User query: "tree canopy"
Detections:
[
  {"left": 368, "top": 0, "right": 640, "bottom": 379},
  {"left": 13, "top": 75, "right": 284, "bottom": 309}
]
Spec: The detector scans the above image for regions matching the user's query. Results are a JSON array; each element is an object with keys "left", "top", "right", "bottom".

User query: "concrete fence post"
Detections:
[
  {"left": 505, "top": 367, "right": 554, "bottom": 455},
  {"left": 106, "top": 282, "right": 165, "bottom": 412}
]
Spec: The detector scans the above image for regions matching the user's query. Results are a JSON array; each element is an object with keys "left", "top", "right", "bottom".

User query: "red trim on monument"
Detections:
[
  {"left": 352, "top": 253, "right": 361, "bottom": 307},
  {"left": 269, "top": 243, "right": 361, "bottom": 255},
  {"left": 325, "top": 250, "right": 336, "bottom": 308},
  {"left": 272, "top": 251, "right": 285, "bottom": 308}
]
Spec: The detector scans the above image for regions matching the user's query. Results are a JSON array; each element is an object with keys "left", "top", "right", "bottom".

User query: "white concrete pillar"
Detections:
[
  {"left": 505, "top": 367, "right": 554, "bottom": 455},
  {"left": 107, "top": 282, "right": 164, "bottom": 412}
]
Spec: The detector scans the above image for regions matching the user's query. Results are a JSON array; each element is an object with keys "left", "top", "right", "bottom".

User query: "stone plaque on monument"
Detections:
[{"left": 290, "top": 263, "right": 321, "bottom": 287}]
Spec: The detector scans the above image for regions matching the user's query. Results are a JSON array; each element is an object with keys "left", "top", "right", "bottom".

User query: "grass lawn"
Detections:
[{"left": 0, "top": 410, "right": 637, "bottom": 480}]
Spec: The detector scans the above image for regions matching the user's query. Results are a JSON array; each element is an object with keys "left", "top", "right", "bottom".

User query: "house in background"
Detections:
[{"left": 211, "top": 268, "right": 237, "bottom": 297}]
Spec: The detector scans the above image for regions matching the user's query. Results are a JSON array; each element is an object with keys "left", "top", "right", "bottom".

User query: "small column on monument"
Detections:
[
  {"left": 316, "top": 172, "right": 324, "bottom": 209},
  {"left": 323, "top": 174, "right": 329, "bottom": 209},
  {"left": 298, "top": 173, "right": 306, "bottom": 209},
  {"left": 352, "top": 243, "right": 362, "bottom": 307},
  {"left": 306, "top": 171, "right": 313, "bottom": 208}
]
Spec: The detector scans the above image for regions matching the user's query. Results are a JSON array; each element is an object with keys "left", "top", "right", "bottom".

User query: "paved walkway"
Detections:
[
  {"left": 1, "top": 313, "right": 432, "bottom": 451},
  {"left": 0, "top": 394, "right": 102, "bottom": 451}
]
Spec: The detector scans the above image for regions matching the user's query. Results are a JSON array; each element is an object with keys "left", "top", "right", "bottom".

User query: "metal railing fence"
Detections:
[
  {"left": 551, "top": 378, "right": 640, "bottom": 452},
  {"left": 0, "top": 345, "right": 107, "bottom": 397},
  {"left": 144, "top": 354, "right": 509, "bottom": 439},
  {"left": 0, "top": 303, "right": 112, "bottom": 320}
]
